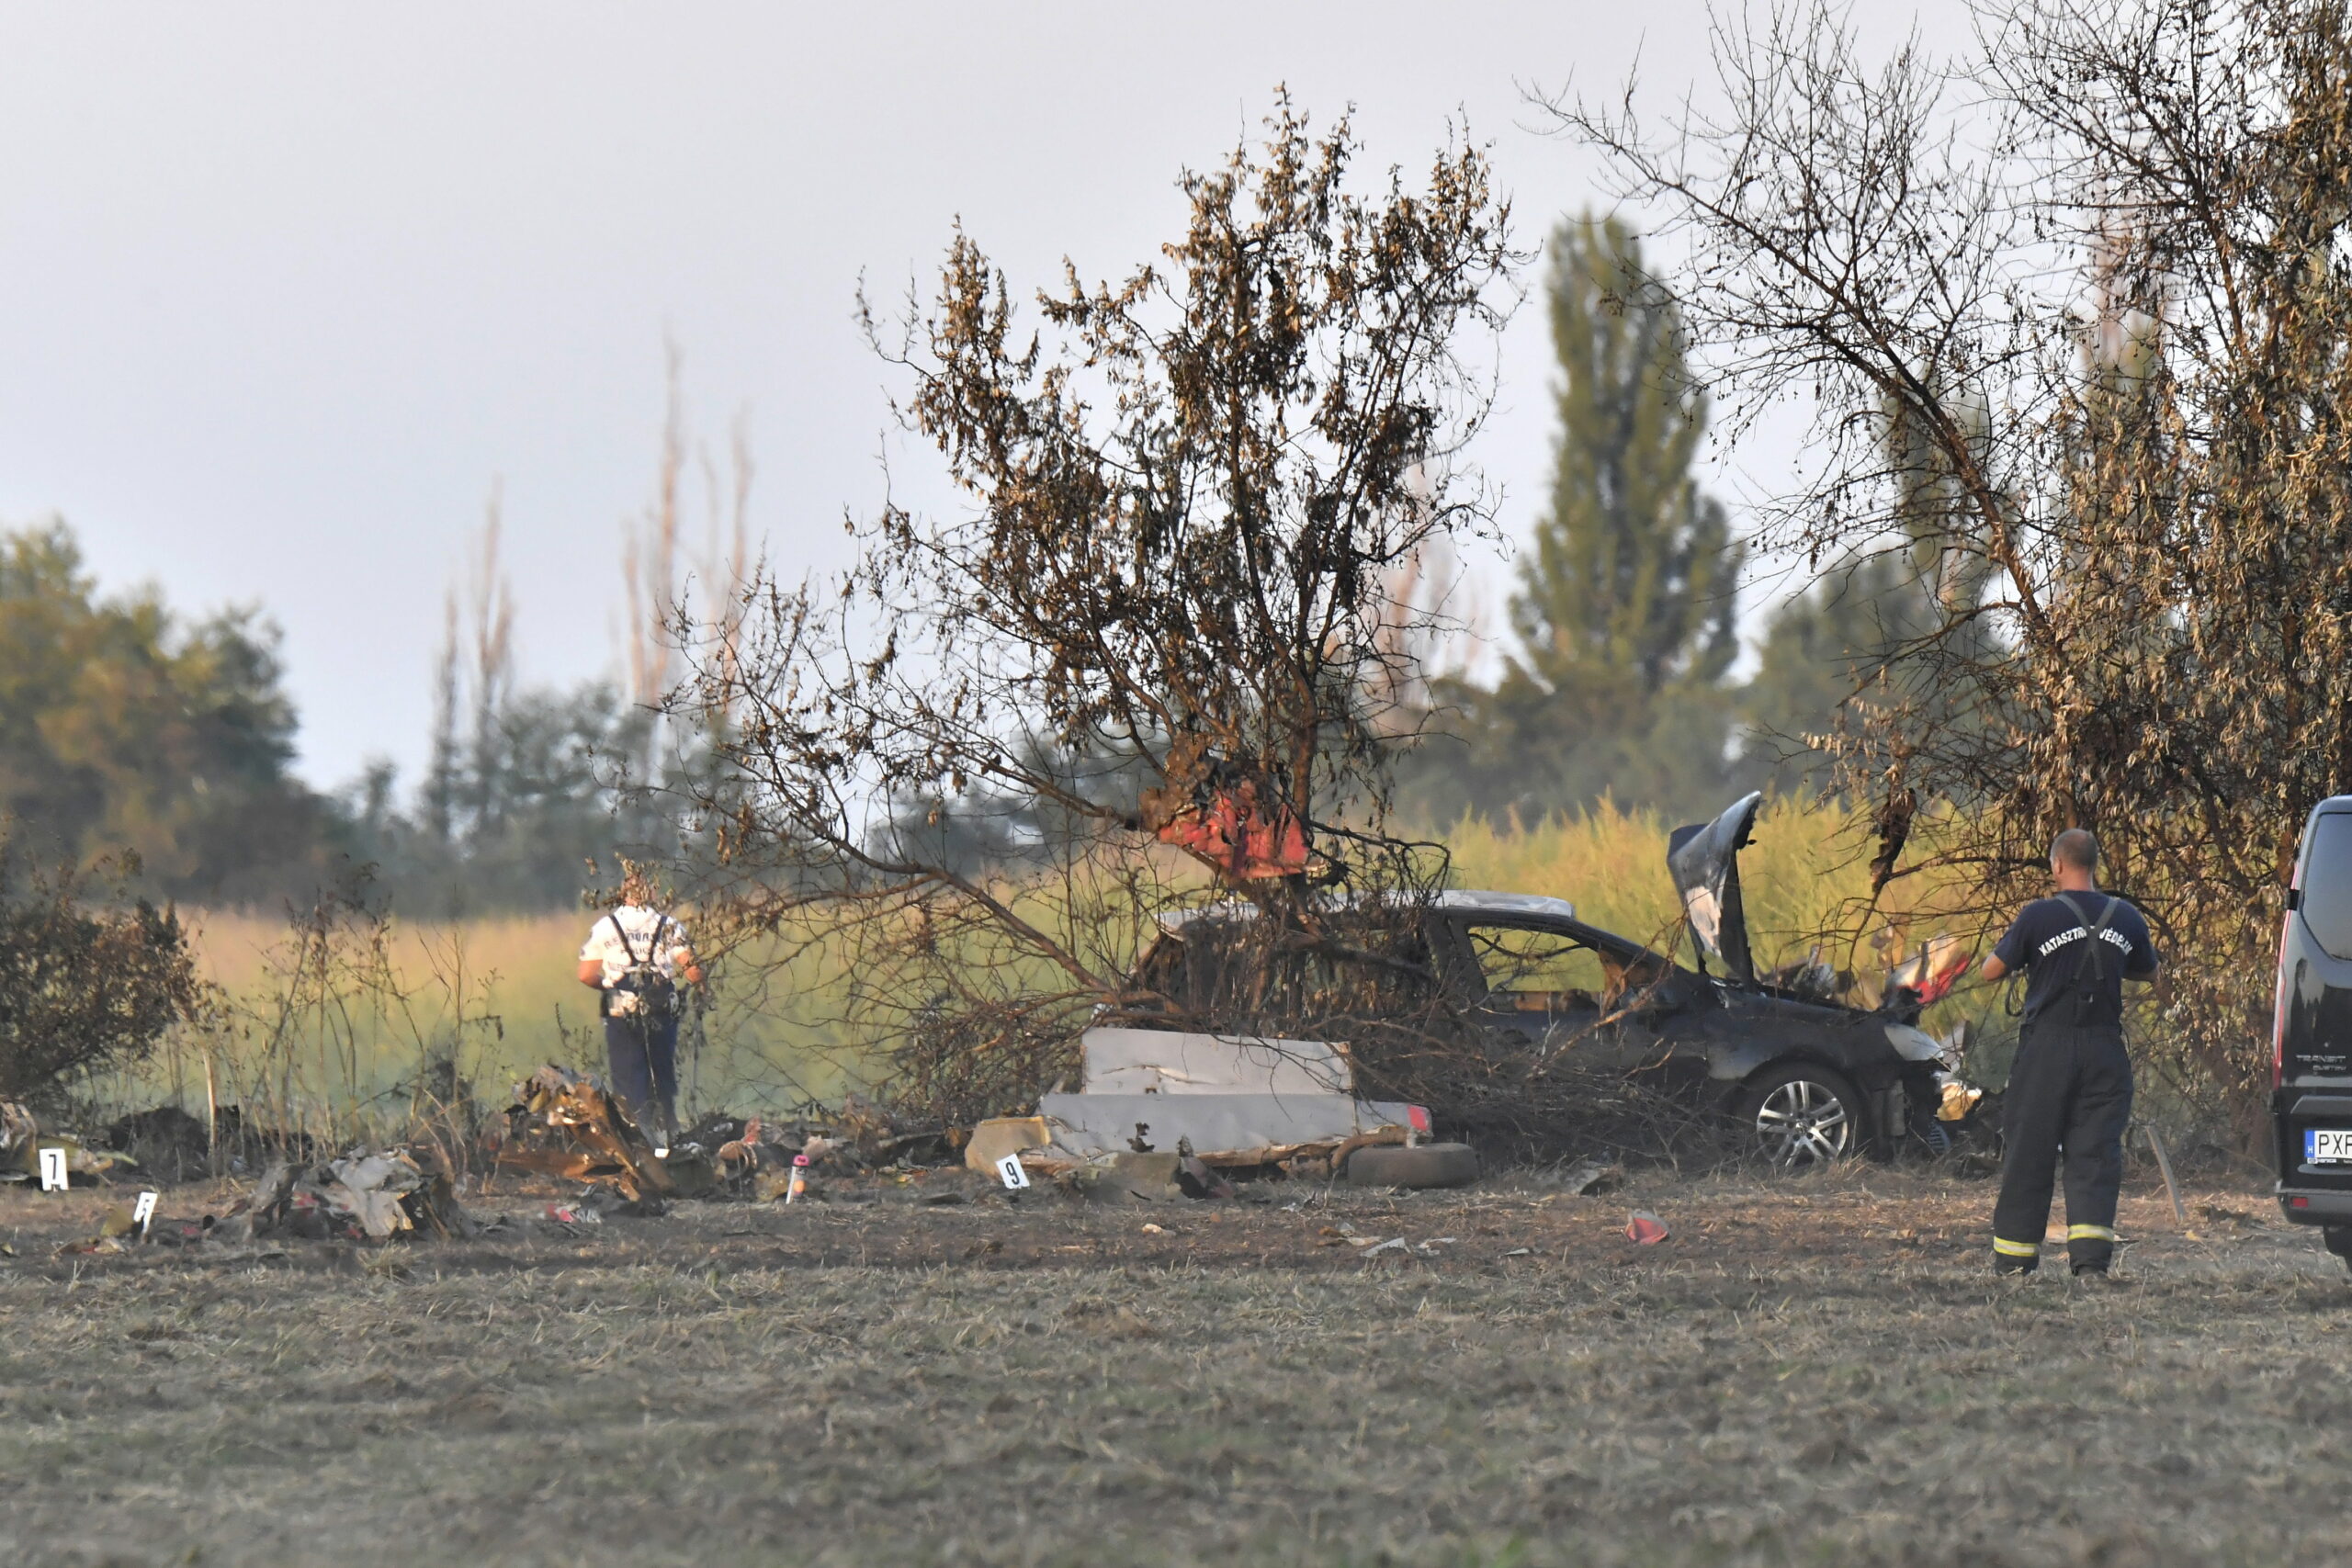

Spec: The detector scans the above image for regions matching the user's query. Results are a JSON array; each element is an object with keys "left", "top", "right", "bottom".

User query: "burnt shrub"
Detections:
[{"left": 0, "top": 847, "right": 199, "bottom": 1101}]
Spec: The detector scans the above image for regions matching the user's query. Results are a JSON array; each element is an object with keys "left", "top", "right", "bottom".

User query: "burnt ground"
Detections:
[{"left": 2, "top": 1159, "right": 2346, "bottom": 1567}]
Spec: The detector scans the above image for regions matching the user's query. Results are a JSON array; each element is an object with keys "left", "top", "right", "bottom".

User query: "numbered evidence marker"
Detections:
[
  {"left": 131, "top": 1190, "right": 159, "bottom": 1239},
  {"left": 994, "top": 1152, "right": 1032, "bottom": 1190},
  {"left": 38, "top": 1146, "right": 67, "bottom": 1193}
]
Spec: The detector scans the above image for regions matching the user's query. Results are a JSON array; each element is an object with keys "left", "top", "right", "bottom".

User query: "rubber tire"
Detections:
[
  {"left": 2323, "top": 1225, "right": 2352, "bottom": 1263},
  {"left": 1344, "top": 1142, "right": 1481, "bottom": 1190},
  {"left": 1732, "top": 1062, "right": 1871, "bottom": 1169}
]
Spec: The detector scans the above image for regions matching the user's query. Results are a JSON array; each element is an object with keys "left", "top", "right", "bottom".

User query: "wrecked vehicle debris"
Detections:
[
  {"left": 1343, "top": 1141, "right": 1480, "bottom": 1190},
  {"left": 2, "top": 1099, "right": 138, "bottom": 1186},
  {"left": 1664, "top": 792, "right": 1989, "bottom": 1163},
  {"left": 1037, "top": 1026, "right": 1427, "bottom": 1158},
  {"left": 49, "top": 1146, "right": 469, "bottom": 1253},
  {"left": 1102, "top": 792, "right": 1991, "bottom": 1169},
  {"left": 1556, "top": 1157, "right": 1622, "bottom": 1196},
  {"left": 1008, "top": 1027, "right": 1460, "bottom": 1189},
  {"left": 488, "top": 1065, "right": 673, "bottom": 1200},
  {"left": 215, "top": 1149, "right": 474, "bottom": 1243},
  {"left": 965, "top": 1115, "right": 1051, "bottom": 1175}
]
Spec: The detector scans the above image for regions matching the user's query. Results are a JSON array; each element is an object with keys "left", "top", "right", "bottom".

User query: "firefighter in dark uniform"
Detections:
[{"left": 1978, "top": 829, "right": 2161, "bottom": 1277}]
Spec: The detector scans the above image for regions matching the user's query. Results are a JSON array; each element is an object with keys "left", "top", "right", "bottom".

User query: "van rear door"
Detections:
[{"left": 2274, "top": 803, "right": 2352, "bottom": 1222}]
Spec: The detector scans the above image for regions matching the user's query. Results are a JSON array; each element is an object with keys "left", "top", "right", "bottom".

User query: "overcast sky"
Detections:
[{"left": 0, "top": 2, "right": 1966, "bottom": 790}]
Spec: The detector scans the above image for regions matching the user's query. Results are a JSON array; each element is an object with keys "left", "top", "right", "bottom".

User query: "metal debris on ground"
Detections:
[
  {"left": 690, "top": 1103, "right": 936, "bottom": 1201},
  {"left": 965, "top": 1115, "right": 1051, "bottom": 1174},
  {"left": 2, "top": 1099, "right": 139, "bottom": 1187},
  {"left": 1624, "top": 1211, "right": 1669, "bottom": 1246},
  {"left": 1176, "top": 1147, "right": 1236, "bottom": 1200},
  {"left": 212, "top": 1149, "right": 476, "bottom": 1243},
  {"left": 52, "top": 1147, "right": 473, "bottom": 1254},
  {"left": 488, "top": 1065, "right": 673, "bottom": 1201},
  {"left": 1557, "top": 1158, "right": 1622, "bottom": 1196}
]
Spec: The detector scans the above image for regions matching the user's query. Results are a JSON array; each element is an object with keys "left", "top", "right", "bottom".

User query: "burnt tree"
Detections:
[
  {"left": 1549, "top": 0, "right": 2352, "bottom": 1134},
  {"left": 672, "top": 98, "right": 1521, "bottom": 1120}
]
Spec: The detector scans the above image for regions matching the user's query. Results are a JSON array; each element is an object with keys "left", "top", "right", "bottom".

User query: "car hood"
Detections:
[{"left": 1668, "top": 791, "right": 1763, "bottom": 984}]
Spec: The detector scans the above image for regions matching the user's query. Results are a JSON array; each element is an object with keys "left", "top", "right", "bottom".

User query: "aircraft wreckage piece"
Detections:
[
  {"left": 1032, "top": 1026, "right": 1429, "bottom": 1162},
  {"left": 489, "top": 1064, "right": 673, "bottom": 1201},
  {"left": 210, "top": 1148, "right": 473, "bottom": 1243}
]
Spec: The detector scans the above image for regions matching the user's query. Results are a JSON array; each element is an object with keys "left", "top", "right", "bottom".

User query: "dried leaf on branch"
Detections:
[
  {"left": 1547, "top": 0, "right": 2352, "bottom": 1134},
  {"left": 668, "top": 96, "right": 1524, "bottom": 1121}
]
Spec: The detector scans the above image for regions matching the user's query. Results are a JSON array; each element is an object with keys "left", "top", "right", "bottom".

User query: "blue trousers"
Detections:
[{"left": 604, "top": 1013, "right": 679, "bottom": 1139}]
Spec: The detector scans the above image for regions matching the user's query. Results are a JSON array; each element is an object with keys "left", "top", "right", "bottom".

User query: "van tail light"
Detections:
[{"left": 2275, "top": 914, "right": 2295, "bottom": 1090}]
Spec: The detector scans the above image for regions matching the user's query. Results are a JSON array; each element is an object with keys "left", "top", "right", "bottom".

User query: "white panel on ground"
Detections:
[
  {"left": 1080, "top": 1027, "right": 1354, "bottom": 1096},
  {"left": 1039, "top": 1091, "right": 1417, "bottom": 1158}
]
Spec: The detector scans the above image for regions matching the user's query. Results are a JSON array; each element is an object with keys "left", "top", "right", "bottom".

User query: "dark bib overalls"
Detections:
[{"left": 1991, "top": 894, "right": 2135, "bottom": 1274}]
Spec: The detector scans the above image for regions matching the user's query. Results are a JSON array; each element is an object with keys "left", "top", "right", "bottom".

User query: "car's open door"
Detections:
[{"left": 1668, "top": 791, "right": 1763, "bottom": 984}]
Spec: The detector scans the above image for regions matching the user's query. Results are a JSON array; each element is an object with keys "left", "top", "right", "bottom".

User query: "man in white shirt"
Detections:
[{"left": 576, "top": 866, "right": 704, "bottom": 1155}]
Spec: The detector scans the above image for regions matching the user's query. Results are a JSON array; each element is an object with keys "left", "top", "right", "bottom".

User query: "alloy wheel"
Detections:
[{"left": 1752, "top": 1077, "right": 1854, "bottom": 1168}]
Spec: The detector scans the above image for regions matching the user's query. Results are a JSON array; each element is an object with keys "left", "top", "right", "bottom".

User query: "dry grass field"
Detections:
[
  {"left": 4, "top": 1160, "right": 2345, "bottom": 1568},
  {"left": 108, "top": 799, "right": 1984, "bottom": 1139}
]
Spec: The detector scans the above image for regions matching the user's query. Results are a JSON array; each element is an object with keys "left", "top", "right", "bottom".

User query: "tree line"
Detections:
[
  {"left": 0, "top": 360, "right": 749, "bottom": 916},
  {"left": 0, "top": 221, "right": 1960, "bottom": 917},
  {"left": 0, "top": 520, "right": 690, "bottom": 916},
  {"left": 8, "top": 0, "right": 2342, "bottom": 1143},
  {"left": 1398, "top": 213, "right": 1962, "bottom": 829}
]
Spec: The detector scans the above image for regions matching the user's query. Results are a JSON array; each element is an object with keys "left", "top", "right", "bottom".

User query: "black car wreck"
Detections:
[{"left": 1104, "top": 793, "right": 1984, "bottom": 1168}]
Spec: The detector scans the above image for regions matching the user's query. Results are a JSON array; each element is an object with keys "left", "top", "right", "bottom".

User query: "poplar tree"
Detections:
[
  {"left": 1419, "top": 216, "right": 1745, "bottom": 824},
  {"left": 1738, "top": 389, "right": 2002, "bottom": 793}
]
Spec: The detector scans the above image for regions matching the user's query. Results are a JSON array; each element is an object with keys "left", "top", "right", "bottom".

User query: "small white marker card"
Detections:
[
  {"left": 994, "top": 1152, "right": 1031, "bottom": 1190},
  {"left": 131, "top": 1190, "right": 159, "bottom": 1237},
  {"left": 38, "top": 1146, "right": 67, "bottom": 1192}
]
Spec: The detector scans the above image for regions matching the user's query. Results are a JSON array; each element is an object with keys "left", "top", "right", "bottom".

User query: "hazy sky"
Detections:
[{"left": 0, "top": 2, "right": 1964, "bottom": 790}]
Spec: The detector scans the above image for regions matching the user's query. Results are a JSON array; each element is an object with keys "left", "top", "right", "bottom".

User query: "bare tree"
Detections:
[
  {"left": 466, "top": 487, "right": 516, "bottom": 837},
  {"left": 671, "top": 98, "right": 1521, "bottom": 1116},
  {"left": 621, "top": 343, "right": 686, "bottom": 721},
  {"left": 1548, "top": 0, "right": 2352, "bottom": 1134},
  {"left": 424, "top": 489, "right": 514, "bottom": 849},
  {"left": 620, "top": 344, "right": 758, "bottom": 784}
]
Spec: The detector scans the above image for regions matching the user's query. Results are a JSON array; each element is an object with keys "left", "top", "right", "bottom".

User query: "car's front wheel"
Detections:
[{"left": 1734, "top": 1064, "right": 1868, "bottom": 1169}]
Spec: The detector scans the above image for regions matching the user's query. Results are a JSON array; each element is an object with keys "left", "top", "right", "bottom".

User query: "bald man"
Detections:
[{"left": 1978, "top": 829, "right": 2160, "bottom": 1279}]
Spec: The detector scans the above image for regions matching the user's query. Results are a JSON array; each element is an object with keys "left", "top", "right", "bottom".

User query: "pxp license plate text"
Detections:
[{"left": 2308, "top": 1128, "right": 2352, "bottom": 1163}]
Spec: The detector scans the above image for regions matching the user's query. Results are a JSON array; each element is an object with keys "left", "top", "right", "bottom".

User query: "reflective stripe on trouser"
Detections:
[
  {"left": 1992, "top": 1235, "right": 2041, "bottom": 1271},
  {"left": 1992, "top": 1019, "right": 2133, "bottom": 1272}
]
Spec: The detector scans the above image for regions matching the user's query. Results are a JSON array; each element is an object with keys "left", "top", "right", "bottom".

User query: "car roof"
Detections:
[
  {"left": 1156, "top": 888, "right": 1576, "bottom": 932},
  {"left": 1431, "top": 889, "right": 1577, "bottom": 920}
]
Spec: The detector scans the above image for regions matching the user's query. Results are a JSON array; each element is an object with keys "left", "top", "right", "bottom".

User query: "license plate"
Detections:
[{"left": 2309, "top": 1129, "right": 2352, "bottom": 1162}]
